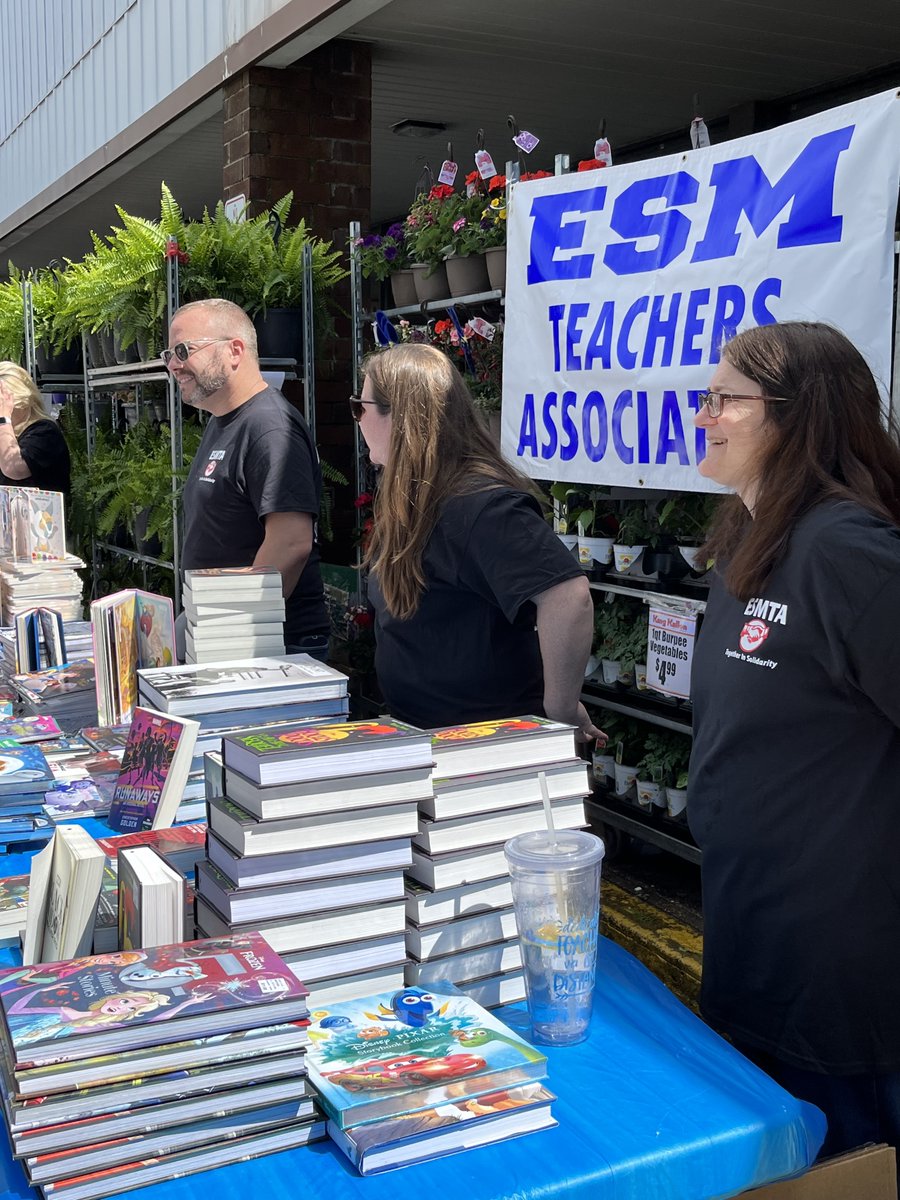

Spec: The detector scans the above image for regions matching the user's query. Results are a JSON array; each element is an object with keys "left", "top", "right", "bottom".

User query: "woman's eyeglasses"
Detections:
[
  {"left": 697, "top": 390, "right": 792, "bottom": 419},
  {"left": 349, "top": 396, "right": 380, "bottom": 421},
  {"left": 161, "top": 338, "right": 234, "bottom": 366}
]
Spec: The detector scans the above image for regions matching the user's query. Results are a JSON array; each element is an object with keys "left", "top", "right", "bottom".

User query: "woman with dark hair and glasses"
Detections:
[
  {"left": 688, "top": 321, "right": 900, "bottom": 1169},
  {"left": 353, "top": 343, "right": 604, "bottom": 741}
]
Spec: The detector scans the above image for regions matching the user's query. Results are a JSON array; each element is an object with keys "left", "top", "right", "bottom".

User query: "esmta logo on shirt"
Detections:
[
  {"left": 200, "top": 449, "right": 227, "bottom": 484},
  {"left": 723, "top": 596, "right": 789, "bottom": 670}
]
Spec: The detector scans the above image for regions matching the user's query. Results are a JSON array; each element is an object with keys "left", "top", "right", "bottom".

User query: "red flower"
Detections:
[
  {"left": 577, "top": 159, "right": 607, "bottom": 172},
  {"left": 520, "top": 170, "right": 552, "bottom": 182},
  {"left": 433, "top": 319, "right": 452, "bottom": 336},
  {"left": 352, "top": 609, "right": 374, "bottom": 630},
  {"left": 464, "top": 170, "right": 480, "bottom": 187},
  {"left": 428, "top": 184, "right": 455, "bottom": 201},
  {"left": 487, "top": 174, "right": 507, "bottom": 192},
  {"left": 354, "top": 492, "right": 373, "bottom": 509}
]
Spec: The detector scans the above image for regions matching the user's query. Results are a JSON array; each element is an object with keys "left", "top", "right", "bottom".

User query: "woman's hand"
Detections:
[
  {"left": 0, "top": 381, "right": 17, "bottom": 423},
  {"left": 574, "top": 702, "right": 606, "bottom": 746}
]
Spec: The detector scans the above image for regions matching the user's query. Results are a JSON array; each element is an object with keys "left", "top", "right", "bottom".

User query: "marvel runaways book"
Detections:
[
  {"left": 106, "top": 708, "right": 199, "bottom": 833},
  {"left": 0, "top": 932, "right": 309, "bottom": 1067},
  {"left": 306, "top": 985, "right": 547, "bottom": 1128}
]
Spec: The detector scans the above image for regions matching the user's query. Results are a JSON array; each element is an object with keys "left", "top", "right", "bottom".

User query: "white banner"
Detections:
[{"left": 501, "top": 88, "right": 900, "bottom": 490}]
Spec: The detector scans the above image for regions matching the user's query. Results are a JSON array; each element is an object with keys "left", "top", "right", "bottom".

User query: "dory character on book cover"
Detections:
[
  {"left": 0, "top": 934, "right": 302, "bottom": 1050},
  {"left": 307, "top": 986, "right": 546, "bottom": 1127}
]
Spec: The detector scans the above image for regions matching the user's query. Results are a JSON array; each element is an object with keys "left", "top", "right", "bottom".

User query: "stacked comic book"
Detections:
[
  {"left": 136, "top": 654, "right": 351, "bottom": 820},
  {"left": 0, "top": 485, "right": 83, "bottom": 625},
  {"left": 0, "top": 622, "right": 93, "bottom": 682},
  {"left": 195, "top": 718, "right": 435, "bottom": 1005},
  {"left": 90, "top": 589, "right": 176, "bottom": 725},
  {"left": 0, "top": 558, "right": 85, "bottom": 625},
  {"left": 183, "top": 567, "right": 286, "bottom": 664},
  {"left": 0, "top": 738, "right": 55, "bottom": 848},
  {"left": 307, "top": 985, "right": 556, "bottom": 1175},
  {"left": 0, "top": 934, "right": 325, "bottom": 1200},
  {"left": 405, "top": 718, "right": 590, "bottom": 1008},
  {"left": 11, "top": 660, "right": 97, "bottom": 734}
]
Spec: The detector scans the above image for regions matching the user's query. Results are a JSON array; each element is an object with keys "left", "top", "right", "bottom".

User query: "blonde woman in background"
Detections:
[{"left": 0, "top": 362, "right": 70, "bottom": 494}]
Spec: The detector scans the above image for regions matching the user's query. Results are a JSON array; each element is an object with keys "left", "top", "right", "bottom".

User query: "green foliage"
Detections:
[
  {"left": 656, "top": 492, "right": 721, "bottom": 543},
  {"left": 405, "top": 188, "right": 463, "bottom": 269},
  {"left": 593, "top": 596, "right": 632, "bottom": 659},
  {"left": 318, "top": 458, "right": 349, "bottom": 543},
  {"left": 615, "top": 500, "right": 660, "bottom": 546},
  {"left": 609, "top": 611, "right": 649, "bottom": 667},
  {"left": 635, "top": 729, "right": 691, "bottom": 786},
  {"left": 0, "top": 271, "right": 24, "bottom": 362},
  {"left": 442, "top": 193, "right": 495, "bottom": 258}
]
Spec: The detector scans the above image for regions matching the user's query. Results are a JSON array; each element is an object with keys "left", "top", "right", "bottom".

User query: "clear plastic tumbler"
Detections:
[{"left": 505, "top": 828, "right": 605, "bottom": 1046}]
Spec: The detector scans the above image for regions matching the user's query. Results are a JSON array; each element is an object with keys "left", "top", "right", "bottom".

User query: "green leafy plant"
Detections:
[
  {"left": 442, "top": 193, "right": 497, "bottom": 258},
  {"left": 636, "top": 730, "right": 691, "bottom": 787},
  {"left": 615, "top": 500, "right": 660, "bottom": 546},
  {"left": 609, "top": 611, "right": 649, "bottom": 668},
  {"left": 593, "top": 596, "right": 632, "bottom": 660},
  {"left": 405, "top": 185, "right": 463, "bottom": 270},
  {"left": 0, "top": 272, "right": 24, "bottom": 362},
  {"left": 353, "top": 223, "right": 411, "bottom": 281},
  {"left": 567, "top": 487, "right": 617, "bottom": 538},
  {"left": 656, "top": 492, "right": 721, "bottom": 543}
]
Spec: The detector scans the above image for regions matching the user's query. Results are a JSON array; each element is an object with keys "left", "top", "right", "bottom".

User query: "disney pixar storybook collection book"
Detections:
[{"left": 306, "top": 985, "right": 547, "bottom": 1128}]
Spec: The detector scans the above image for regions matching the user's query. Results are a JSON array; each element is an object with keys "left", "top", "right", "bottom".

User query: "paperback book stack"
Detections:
[
  {"left": 0, "top": 737, "right": 55, "bottom": 848},
  {"left": 136, "top": 654, "right": 350, "bottom": 820},
  {"left": 194, "top": 717, "right": 435, "bottom": 1005},
  {"left": 406, "top": 717, "right": 590, "bottom": 1008},
  {"left": 307, "top": 985, "right": 555, "bottom": 1176},
  {"left": 183, "top": 567, "right": 286, "bottom": 664},
  {"left": 0, "top": 621, "right": 93, "bottom": 682},
  {"left": 0, "top": 934, "right": 325, "bottom": 1200},
  {"left": 11, "top": 660, "right": 97, "bottom": 733},
  {"left": 0, "top": 488, "right": 84, "bottom": 625}
]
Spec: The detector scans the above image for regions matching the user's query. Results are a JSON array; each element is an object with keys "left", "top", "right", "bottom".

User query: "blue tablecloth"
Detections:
[{"left": 0, "top": 937, "right": 825, "bottom": 1200}]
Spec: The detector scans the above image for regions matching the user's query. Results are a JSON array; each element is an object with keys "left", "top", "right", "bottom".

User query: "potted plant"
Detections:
[
  {"left": 440, "top": 192, "right": 493, "bottom": 297},
  {"left": 548, "top": 482, "right": 582, "bottom": 555},
  {"left": 0, "top": 276, "right": 24, "bottom": 363},
  {"left": 480, "top": 190, "right": 508, "bottom": 291},
  {"left": 354, "top": 223, "right": 415, "bottom": 307},
  {"left": 656, "top": 492, "right": 720, "bottom": 575},
  {"left": 590, "top": 711, "right": 637, "bottom": 790},
  {"left": 613, "top": 501, "right": 659, "bottom": 576},
  {"left": 612, "top": 722, "right": 645, "bottom": 802},
  {"left": 608, "top": 610, "right": 649, "bottom": 690},
  {"left": 570, "top": 487, "right": 616, "bottom": 575},
  {"left": 592, "top": 596, "right": 632, "bottom": 685},
  {"left": 634, "top": 730, "right": 684, "bottom": 811},
  {"left": 404, "top": 184, "right": 459, "bottom": 302}
]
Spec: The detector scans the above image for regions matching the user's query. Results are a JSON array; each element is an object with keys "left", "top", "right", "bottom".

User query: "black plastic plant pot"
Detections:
[
  {"left": 253, "top": 308, "right": 304, "bottom": 365},
  {"left": 36, "top": 343, "right": 83, "bottom": 376}
]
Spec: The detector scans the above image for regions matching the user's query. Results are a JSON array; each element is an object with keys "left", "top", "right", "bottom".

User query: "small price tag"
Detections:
[
  {"left": 467, "top": 317, "right": 496, "bottom": 341},
  {"left": 438, "top": 159, "right": 458, "bottom": 186},
  {"left": 647, "top": 607, "right": 697, "bottom": 699},
  {"left": 593, "top": 137, "right": 612, "bottom": 166},
  {"left": 475, "top": 149, "right": 497, "bottom": 180},
  {"left": 513, "top": 129, "right": 540, "bottom": 154},
  {"left": 466, "top": 180, "right": 478, "bottom": 197}
]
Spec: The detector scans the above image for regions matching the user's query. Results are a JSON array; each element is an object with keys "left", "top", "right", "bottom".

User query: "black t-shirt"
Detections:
[
  {"left": 0, "top": 420, "right": 71, "bottom": 494},
  {"left": 689, "top": 500, "right": 900, "bottom": 1073},
  {"left": 369, "top": 486, "right": 585, "bottom": 729},
  {"left": 181, "top": 387, "right": 328, "bottom": 642}
]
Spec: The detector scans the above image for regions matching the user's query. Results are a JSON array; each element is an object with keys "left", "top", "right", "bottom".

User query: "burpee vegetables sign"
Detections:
[{"left": 501, "top": 88, "right": 900, "bottom": 491}]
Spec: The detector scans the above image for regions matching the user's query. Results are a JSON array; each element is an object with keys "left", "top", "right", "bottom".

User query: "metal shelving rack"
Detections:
[{"left": 25, "top": 242, "right": 317, "bottom": 618}]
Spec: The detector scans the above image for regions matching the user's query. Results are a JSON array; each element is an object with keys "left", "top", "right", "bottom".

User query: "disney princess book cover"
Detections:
[
  {"left": 306, "top": 985, "right": 547, "bottom": 1128},
  {"left": 0, "top": 933, "right": 309, "bottom": 1068}
]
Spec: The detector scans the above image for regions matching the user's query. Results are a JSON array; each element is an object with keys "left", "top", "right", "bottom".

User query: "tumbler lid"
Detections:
[{"left": 504, "top": 828, "right": 605, "bottom": 872}]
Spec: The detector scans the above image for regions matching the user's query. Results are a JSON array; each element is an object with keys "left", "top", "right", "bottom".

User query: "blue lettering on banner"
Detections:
[
  {"left": 526, "top": 129, "right": 853, "bottom": 283},
  {"left": 692, "top": 127, "right": 854, "bottom": 262},
  {"left": 560, "top": 391, "right": 579, "bottom": 461}
]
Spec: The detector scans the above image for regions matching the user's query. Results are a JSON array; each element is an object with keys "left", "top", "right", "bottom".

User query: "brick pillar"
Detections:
[{"left": 222, "top": 39, "right": 371, "bottom": 563}]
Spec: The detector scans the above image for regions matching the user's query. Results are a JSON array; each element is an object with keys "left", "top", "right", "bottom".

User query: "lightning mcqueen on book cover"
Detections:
[{"left": 306, "top": 985, "right": 546, "bottom": 1128}]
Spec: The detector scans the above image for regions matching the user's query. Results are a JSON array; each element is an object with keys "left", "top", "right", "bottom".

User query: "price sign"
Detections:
[{"left": 647, "top": 607, "right": 697, "bottom": 699}]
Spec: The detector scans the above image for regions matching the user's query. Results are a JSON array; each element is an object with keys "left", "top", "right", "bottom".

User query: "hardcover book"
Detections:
[
  {"left": 118, "top": 846, "right": 186, "bottom": 950},
  {"left": 405, "top": 878, "right": 515, "bottom": 927},
  {"left": 0, "top": 932, "right": 310, "bottom": 1067},
  {"left": 95, "top": 824, "right": 206, "bottom": 875},
  {"left": 22, "top": 826, "right": 105, "bottom": 964},
  {"left": 430, "top": 716, "right": 578, "bottom": 778},
  {"left": 106, "top": 708, "right": 200, "bottom": 833},
  {"left": 306, "top": 985, "right": 547, "bottom": 1128},
  {"left": 4, "top": 716, "right": 71, "bottom": 743},
  {"left": 328, "top": 1082, "right": 556, "bottom": 1175},
  {"left": 137, "top": 654, "right": 348, "bottom": 716},
  {"left": 14, "top": 608, "right": 67, "bottom": 673},
  {"left": 80, "top": 724, "right": 132, "bottom": 755},
  {"left": 185, "top": 566, "right": 283, "bottom": 592},
  {"left": 206, "top": 830, "right": 412, "bottom": 890},
  {"left": 5, "top": 487, "right": 67, "bottom": 562},
  {"left": 12, "top": 660, "right": 95, "bottom": 704},
  {"left": 425, "top": 758, "right": 590, "bottom": 820},
  {"left": 222, "top": 760, "right": 433, "bottom": 821},
  {"left": 222, "top": 718, "right": 433, "bottom": 786},
  {"left": 194, "top": 896, "right": 407, "bottom": 957},
  {"left": 414, "top": 796, "right": 587, "bottom": 855}
]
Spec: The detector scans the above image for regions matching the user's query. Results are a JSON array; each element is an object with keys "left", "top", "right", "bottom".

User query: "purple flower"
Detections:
[
  {"left": 362, "top": 234, "right": 381, "bottom": 248},
  {"left": 383, "top": 245, "right": 398, "bottom": 262},
  {"left": 480, "top": 217, "right": 493, "bottom": 230},
  {"left": 385, "top": 223, "right": 404, "bottom": 241}
]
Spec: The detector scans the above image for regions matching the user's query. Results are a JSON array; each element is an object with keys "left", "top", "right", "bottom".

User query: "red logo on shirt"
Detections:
[
  {"left": 739, "top": 619, "right": 770, "bottom": 654},
  {"left": 204, "top": 460, "right": 218, "bottom": 477}
]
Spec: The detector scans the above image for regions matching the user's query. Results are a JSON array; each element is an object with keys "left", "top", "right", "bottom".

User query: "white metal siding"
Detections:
[{"left": 0, "top": 0, "right": 292, "bottom": 229}]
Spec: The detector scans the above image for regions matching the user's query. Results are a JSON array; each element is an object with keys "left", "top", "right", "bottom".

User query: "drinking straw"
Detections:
[{"left": 538, "top": 769, "right": 569, "bottom": 923}]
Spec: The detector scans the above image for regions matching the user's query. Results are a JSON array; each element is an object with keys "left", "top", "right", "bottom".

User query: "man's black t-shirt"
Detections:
[
  {"left": 369, "top": 487, "right": 584, "bottom": 729},
  {"left": 689, "top": 501, "right": 900, "bottom": 1073},
  {"left": 0, "top": 420, "right": 71, "bottom": 494},
  {"left": 181, "top": 387, "right": 328, "bottom": 642}
]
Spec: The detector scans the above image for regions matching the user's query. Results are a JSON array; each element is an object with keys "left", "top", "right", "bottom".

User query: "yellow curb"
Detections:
[{"left": 601, "top": 879, "right": 703, "bottom": 1011}]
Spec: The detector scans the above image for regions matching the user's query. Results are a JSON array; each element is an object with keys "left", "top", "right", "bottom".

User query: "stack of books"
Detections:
[
  {"left": 194, "top": 718, "right": 435, "bottom": 1005},
  {"left": 11, "top": 659, "right": 98, "bottom": 733},
  {"left": 90, "top": 589, "right": 176, "bottom": 724},
  {"left": 0, "top": 557, "right": 85, "bottom": 625},
  {"left": 136, "top": 654, "right": 351, "bottom": 821},
  {"left": 0, "top": 934, "right": 325, "bottom": 1199},
  {"left": 0, "top": 871, "right": 29, "bottom": 946},
  {"left": 307, "top": 985, "right": 555, "bottom": 1176},
  {"left": 406, "top": 717, "right": 590, "bottom": 1008},
  {"left": 0, "top": 487, "right": 84, "bottom": 624},
  {"left": 0, "top": 621, "right": 93, "bottom": 681},
  {"left": 0, "top": 737, "right": 55, "bottom": 848},
  {"left": 183, "top": 567, "right": 286, "bottom": 664}
]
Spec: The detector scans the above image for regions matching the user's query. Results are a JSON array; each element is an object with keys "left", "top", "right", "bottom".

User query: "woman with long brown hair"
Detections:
[
  {"left": 354, "top": 343, "right": 602, "bottom": 738},
  {"left": 0, "top": 362, "right": 71, "bottom": 493},
  {"left": 688, "top": 321, "right": 900, "bottom": 1167}
]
